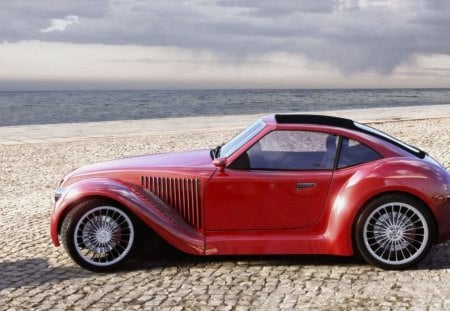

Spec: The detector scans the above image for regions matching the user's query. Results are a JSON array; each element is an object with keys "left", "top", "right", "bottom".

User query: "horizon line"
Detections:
[{"left": 1, "top": 87, "right": 450, "bottom": 92}]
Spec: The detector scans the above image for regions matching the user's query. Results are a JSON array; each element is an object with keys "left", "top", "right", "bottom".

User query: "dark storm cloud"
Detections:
[{"left": 1, "top": 0, "right": 450, "bottom": 73}]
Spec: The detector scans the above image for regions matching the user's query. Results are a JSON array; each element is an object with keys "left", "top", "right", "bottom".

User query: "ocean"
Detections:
[{"left": 0, "top": 88, "right": 449, "bottom": 126}]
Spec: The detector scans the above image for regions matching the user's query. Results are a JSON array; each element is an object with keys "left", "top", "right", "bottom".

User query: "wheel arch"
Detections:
[{"left": 56, "top": 195, "right": 134, "bottom": 235}]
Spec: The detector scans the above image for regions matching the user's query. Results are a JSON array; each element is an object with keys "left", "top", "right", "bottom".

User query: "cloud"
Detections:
[
  {"left": 0, "top": 0, "right": 450, "bottom": 75},
  {"left": 217, "top": 0, "right": 336, "bottom": 15},
  {"left": 40, "top": 15, "right": 80, "bottom": 33},
  {"left": 2, "top": 41, "right": 449, "bottom": 90}
]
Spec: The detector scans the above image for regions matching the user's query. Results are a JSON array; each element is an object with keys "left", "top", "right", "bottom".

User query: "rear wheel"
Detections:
[
  {"left": 355, "top": 194, "right": 434, "bottom": 270},
  {"left": 61, "top": 199, "right": 136, "bottom": 272}
]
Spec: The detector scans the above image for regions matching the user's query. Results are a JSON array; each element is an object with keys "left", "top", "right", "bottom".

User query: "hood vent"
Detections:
[{"left": 141, "top": 176, "right": 203, "bottom": 230}]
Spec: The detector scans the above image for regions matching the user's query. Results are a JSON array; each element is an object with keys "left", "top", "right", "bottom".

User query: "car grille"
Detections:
[{"left": 140, "top": 176, "right": 203, "bottom": 230}]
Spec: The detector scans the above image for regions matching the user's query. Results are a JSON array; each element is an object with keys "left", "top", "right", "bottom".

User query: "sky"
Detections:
[{"left": 1, "top": 0, "right": 450, "bottom": 90}]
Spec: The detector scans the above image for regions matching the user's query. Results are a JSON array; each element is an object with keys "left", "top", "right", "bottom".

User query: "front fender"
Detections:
[{"left": 50, "top": 177, "right": 206, "bottom": 255}]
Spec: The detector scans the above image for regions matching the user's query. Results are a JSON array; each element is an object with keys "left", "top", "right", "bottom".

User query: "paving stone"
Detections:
[{"left": 1, "top": 118, "right": 449, "bottom": 310}]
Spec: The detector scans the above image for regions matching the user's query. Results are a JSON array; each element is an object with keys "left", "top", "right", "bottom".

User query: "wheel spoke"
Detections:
[
  {"left": 383, "top": 206, "right": 393, "bottom": 227},
  {"left": 400, "top": 218, "right": 422, "bottom": 231}
]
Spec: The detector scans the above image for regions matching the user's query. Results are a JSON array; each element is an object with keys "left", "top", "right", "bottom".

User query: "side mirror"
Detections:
[{"left": 213, "top": 157, "right": 227, "bottom": 172}]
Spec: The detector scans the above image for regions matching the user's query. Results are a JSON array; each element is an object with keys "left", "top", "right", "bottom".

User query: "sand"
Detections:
[{"left": 1, "top": 104, "right": 449, "bottom": 145}]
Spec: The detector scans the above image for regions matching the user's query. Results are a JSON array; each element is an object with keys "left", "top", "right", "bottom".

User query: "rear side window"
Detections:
[{"left": 338, "top": 137, "right": 381, "bottom": 168}]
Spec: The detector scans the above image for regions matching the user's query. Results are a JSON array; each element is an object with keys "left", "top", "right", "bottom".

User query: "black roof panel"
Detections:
[{"left": 275, "top": 114, "right": 356, "bottom": 129}]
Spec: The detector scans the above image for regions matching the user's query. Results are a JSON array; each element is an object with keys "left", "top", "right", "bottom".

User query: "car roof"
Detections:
[{"left": 271, "top": 114, "right": 426, "bottom": 159}]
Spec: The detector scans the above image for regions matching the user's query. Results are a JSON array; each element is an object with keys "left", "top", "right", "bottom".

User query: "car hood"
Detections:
[{"left": 64, "top": 149, "right": 214, "bottom": 181}]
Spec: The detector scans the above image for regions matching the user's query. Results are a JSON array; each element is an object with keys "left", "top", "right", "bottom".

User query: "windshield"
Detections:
[{"left": 220, "top": 119, "right": 266, "bottom": 157}]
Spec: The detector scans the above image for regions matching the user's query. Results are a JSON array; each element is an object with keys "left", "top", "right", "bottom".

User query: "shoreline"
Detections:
[{"left": 0, "top": 104, "right": 449, "bottom": 146}]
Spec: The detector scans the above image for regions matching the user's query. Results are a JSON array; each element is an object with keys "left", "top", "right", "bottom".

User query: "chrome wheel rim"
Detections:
[
  {"left": 74, "top": 206, "right": 134, "bottom": 266},
  {"left": 363, "top": 202, "right": 429, "bottom": 266}
]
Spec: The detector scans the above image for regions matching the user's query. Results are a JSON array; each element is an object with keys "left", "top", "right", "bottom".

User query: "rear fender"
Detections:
[
  {"left": 51, "top": 177, "right": 206, "bottom": 255},
  {"left": 324, "top": 159, "right": 445, "bottom": 255}
]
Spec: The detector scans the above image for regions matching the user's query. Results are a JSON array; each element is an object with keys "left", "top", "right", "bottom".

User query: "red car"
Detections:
[{"left": 50, "top": 114, "right": 450, "bottom": 271}]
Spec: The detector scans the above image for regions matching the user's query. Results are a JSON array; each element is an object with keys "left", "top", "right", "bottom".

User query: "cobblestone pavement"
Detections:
[{"left": 0, "top": 118, "right": 449, "bottom": 310}]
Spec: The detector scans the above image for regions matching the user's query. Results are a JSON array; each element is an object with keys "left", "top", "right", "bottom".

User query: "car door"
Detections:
[{"left": 204, "top": 130, "right": 337, "bottom": 231}]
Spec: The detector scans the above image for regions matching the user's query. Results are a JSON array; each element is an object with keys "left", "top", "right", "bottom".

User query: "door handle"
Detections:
[{"left": 296, "top": 182, "right": 316, "bottom": 190}]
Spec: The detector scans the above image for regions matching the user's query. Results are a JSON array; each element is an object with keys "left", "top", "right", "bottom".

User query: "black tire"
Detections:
[
  {"left": 354, "top": 194, "right": 435, "bottom": 270},
  {"left": 61, "top": 199, "right": 136, "bottom": 272}
]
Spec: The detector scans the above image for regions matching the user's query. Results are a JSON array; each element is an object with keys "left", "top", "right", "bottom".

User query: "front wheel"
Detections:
[
  {"left": 355, "top": 194, "right": 435, "bottom": 270},
  {"left": 61, "top": 199, "right": 136, "bottom": 272}
]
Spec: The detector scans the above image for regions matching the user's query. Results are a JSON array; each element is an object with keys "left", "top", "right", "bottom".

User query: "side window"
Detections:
[
  {"left": 242, "top": 131, "right": 337, "bottom": 170},
  {"left": 337, "top": 137, "right": 381, "bottom": 168}
]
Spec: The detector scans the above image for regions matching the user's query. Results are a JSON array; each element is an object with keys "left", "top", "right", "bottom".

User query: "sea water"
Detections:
[{"left": 0, "top": 88, "right": 449, "bottom": 126}]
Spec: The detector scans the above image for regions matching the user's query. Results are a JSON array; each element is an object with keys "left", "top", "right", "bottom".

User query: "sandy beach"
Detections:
[{"left": 0, "top": 107, "right": 449, "bottom": 309}]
